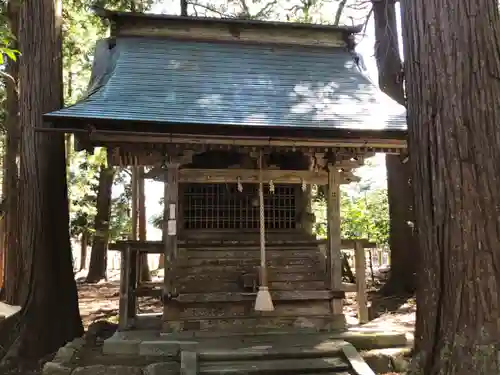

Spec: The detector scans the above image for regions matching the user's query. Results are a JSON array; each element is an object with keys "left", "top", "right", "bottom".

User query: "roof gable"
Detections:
[{"left": 96, "top": 8, "right": 360, "bottom": 49}]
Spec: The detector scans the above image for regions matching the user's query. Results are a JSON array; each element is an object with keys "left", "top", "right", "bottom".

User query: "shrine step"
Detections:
[
  {"left": 182, "top": 256, "right": 322, "bottom": 267},
  {"left": 136, "top": 281, "right": 328, "bottom": 297},
  {"left": 186, "top": 248, "right": 322, "bottom": 260},
  {"left": 177, "top": 263, "right": 321, "bottom": 275},
  {"left": 180, "top": 300, "right": 332, "bottom": 319},
  {"left": 178, "top": 270, "right": 325, "bottom": 283},
  {"left": 174, "top": 291, "right": 340, "bottom": 303},
  {"left": 177, "top": 280, "right": 327, "bottom": 293}
]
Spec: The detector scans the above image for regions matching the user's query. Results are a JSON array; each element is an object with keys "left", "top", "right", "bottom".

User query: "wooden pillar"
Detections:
[
  {"left": 118, "top": 245, "right": 132, "bottom": 330},
  {"left": 354, "top": 240, "right": 369, "bottom": 323},
  {"left": 327, "top": 164, "right": 344, "bottom": 318},
  {"left": 163, "top": 161, "right": 181, "bottom": 331},
  {"left": 131, "top": 167, "right": 138, "bottom": 240}
]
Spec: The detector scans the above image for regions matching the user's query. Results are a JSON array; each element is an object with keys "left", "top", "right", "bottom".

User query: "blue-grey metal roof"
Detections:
[{"left": 45, "top": 38, "right": 407, "bottom": 132}]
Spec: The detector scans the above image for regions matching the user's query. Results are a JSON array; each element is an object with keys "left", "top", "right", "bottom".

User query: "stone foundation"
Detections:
[{"left": 42, "top": 330, "right": 410, "bottom": 375}]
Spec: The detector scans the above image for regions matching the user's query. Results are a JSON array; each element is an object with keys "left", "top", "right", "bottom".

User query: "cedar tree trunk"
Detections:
[
  {"left": 86, "top": 166, "right": 115, "bottom": 283},
  {"left": 401, "top": 0, "right": 500, "bottom": 373},
  {"left": 373, "top": 0, "right": 416, "bottom": 295},
  {"left": 1, "top": 0, "right": 83, "bottom": 365},
  {"left": 2, "top": 2, "right": 24, "bottom": 305}
]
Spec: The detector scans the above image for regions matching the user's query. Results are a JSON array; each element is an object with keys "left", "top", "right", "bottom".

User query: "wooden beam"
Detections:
[
  {"left": 354, "top": 240, "right": 369, "bottom": 324},
  {"left": 109, "top": 238, "right": 377, "bottom": 253},
  {"left": 86, "top": 130, "right": 407, "bottom": 150},
  {"left": 144, "top": 167, "right": 358, "bottom": 185}
]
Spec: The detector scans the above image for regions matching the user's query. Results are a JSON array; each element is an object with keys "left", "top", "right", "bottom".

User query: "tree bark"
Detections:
[
  {"left": 2, "top": 2, "right": 24, "bottom": 306},
  {"left": 138, "top": 167, "right": 151, "bottom": 282},
  {"left": 401, "top": 0, "right": 500, "bottom": 373},
  {"left": 180, "top": 0, "right": 188, "bottom": 16},
  {"left": 79, "top": 231, "right": 88, "bottom": 271},
  {"left": 86, "top": 166, "right": 115, "bottom": 283},
  {"left": 1, "top": 0, "right": 83, "bottom": 365},
  {"left": 372, "top": 0, "right": 416, "bottom": 295}
]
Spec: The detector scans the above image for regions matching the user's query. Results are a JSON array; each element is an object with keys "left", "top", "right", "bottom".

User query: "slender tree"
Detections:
[
  {"left": 138, "top": 167, "right": 151, "bottom": 282},
  {"left": 86, "top": 165, "right": 115, "bottom": 283},
  {"left": 1, "top": 0, "right": 83, "bottom": 365},
  {"left": 401, "top": 0, "right": 500, "bottom": 373}
]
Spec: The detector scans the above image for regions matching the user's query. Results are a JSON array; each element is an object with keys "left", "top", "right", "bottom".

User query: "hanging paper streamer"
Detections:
[
  {"left": 237, "top": 177, "right": 243, "bottom": 192},
  {"left": 301, "top": 179, "right": 307, "bottom": 192},
  {"left": 269, "top": 180, "right": 275, "bottom": 194}
]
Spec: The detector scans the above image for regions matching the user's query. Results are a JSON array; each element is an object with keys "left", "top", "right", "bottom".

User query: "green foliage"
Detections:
[
  {"left": 313, "top": 186, "right": 389, "bottom": 247},
  {"left": 340, "top": 188, "right": 389, "bottom": 246},
  {"left": 67, "top": 148, "right": 106, "bottom": 237},
  {"left": 68, "top": 147, "right": 133, "bottom": 241}
]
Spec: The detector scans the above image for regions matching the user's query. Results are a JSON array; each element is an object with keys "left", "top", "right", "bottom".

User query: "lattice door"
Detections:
[{"left": 182, "top": 183, "right": 296, "bottom": 230}]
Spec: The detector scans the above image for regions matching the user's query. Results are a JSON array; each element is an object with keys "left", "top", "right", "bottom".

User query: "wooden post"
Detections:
[
  {"left": 163, "top": 161, "right": 180, "bottom": 328},
  {"left": 118, "top": 245, "right": 132, "bottom": 330},
  {"left": 327, "top": 164, "right": 343, "bottom": 317},
  {"left": 131, "top": 167, "right": 138, "bottom": 240},
  {"left": 354, "top": 240, "right": 369, "bottom": 324}
]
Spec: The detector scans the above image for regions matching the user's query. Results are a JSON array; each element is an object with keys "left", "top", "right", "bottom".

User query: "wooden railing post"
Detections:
[
  {"left": 118, "top": 245, "right": 131, "bottom": 330},
  {"left": 354, "top": 240, "right": 369, "bottom": 324}
]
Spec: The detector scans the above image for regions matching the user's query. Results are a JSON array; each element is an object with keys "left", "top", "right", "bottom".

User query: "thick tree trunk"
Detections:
[
  {"left": 401, "top": 0, "right": 500, "bottom": 373},
  {"left": 79, "top": 231, "right": 88, "bottom": 271},
  {"left": 138, "top": 168, "right": 151, "bottom": 282},
  {"left": 2, "top": 3, "right": 23, "bottom": 306},
  {"left": 86, "top": 166, "right": 115, "bottom": 283},
  {"left": 372, "top": 0, "right": 416, "bottom": 295},
  {"left": 1, "top": 0, "right": 83, "bottom": 365}
]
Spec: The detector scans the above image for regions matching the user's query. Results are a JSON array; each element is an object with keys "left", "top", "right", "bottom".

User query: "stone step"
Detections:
[
  {"left": 198, "top": 340, "right": 346, "bottom": 361},
  {"left": 199, "top": 357, "right": 351, "bottom": 374}
]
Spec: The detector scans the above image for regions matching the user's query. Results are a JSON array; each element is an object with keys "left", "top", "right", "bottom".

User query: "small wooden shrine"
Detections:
[{"left": 44, "top": 9, "right": 406, "bottom": 335}]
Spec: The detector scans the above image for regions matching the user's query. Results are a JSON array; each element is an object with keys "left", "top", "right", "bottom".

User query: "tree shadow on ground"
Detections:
[{"left": 368, "top": 291, "right": 414, "bottom": 321}]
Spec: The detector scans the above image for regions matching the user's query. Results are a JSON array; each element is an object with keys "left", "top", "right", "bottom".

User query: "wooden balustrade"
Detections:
[{"left": 112, "top": 237, "right": 376, "bottom": 330}]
